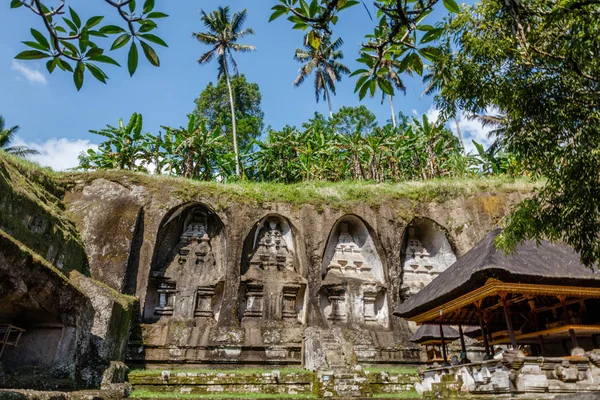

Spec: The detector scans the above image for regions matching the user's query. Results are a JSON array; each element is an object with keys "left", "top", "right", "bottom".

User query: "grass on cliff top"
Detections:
[
  {"left": 62, "top": 167, "right": 537, "bottom": 208},
  {"left": 130, "top": 391, "right": 317, "bottom": 399},
  {"left": 130, "top": 367, "right": 310, "bottom": 376}
]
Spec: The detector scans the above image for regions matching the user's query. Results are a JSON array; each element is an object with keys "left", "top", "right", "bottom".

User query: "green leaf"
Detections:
[
  {"left": 99, "top": 25, "right": 126, "bottom": 35},
  {"left": 269, "top": 8, "right": 287, "bottom": 22},
  {"left": 358, "top": 80, "right": 370, "bottom": 100},
  {"left": 57, "top": 58, "right": 74, "bottom": 72},
  {"left": 410, "top": 52, "right": 423, "bottom": 75},
  {"left": 128, "top": 42, "right": 139, "bottom": 76},
  {"left": 140, "top": 41, "right": 159, "bottom": 67},
  {"left": 85, "top": 16, "right": 104, "bottom": 29},
  {"left": 14, "top": 50, "right": 50, "bottom": 60},
  {"left": 74, "top": 61, "right": 84, "bottom": 90},
  {"left": 420, "top": 28, "right": 444, "bottom": 44},
  {"left": 89, "top": 55, "right": 121, "bottom": 67},
  {"left": 63, "top": 18, "right": 78, "bottom": 33},
  {"left": 22, "top": 41, "right": 50, "bottom": 52},
  {"left": 11, "top": 0, "right": 23, "bottom": 9},
  {"left": 418, "top": 46, "right": 442, "bottom": 62},
  {"left": 138, "top": 20, "right": 157, "bottom": 33},
  {"left": 128, "top": 0, "right": 136, "bottom": 13},
  {"left": 79, "top": 28, "right": 89, "bottom": 52},
  {"left": 61, "top": 40, "right": 79, "bottom": 56},
  {"left": 139, "top": 34, "right": 168, "bottom": 47},
  {"left": 443, "top": 0, "right": 460, "bottom": 13},
  {"left": 143, "top": 0, "right": 155, "bottom": 14},
  {"left": 111, "top": 34, "right": 131, "bottom": 50},
  {"left": 46, "top": 58, "right": 56, "bottom": 74},
  {"left": 30, "top": 29, "right": 50, "bottom": 50},
  {"left": 378, "top": 79, "right": 394, "bottom": 95},
  {"left": 86, "top": 63, "right": 107, "bottom": 83},
  {"left": 85, "top": 47, "right": 103, "bottom": 58},
  {"left": 147, "top": 11, "right": 169, "bottom": 18},
  {"left": 88, "top": 30, "right": 108, "bottom": 38},
  {"left": 369, "top": 78, "right": 376, "bottom": 97},
  {"left": 69, "top": 7, "right": 81, "bottom": 28}
]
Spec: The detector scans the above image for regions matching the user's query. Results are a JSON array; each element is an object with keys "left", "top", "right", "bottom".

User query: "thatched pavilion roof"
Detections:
[
  {"left": 409, "top": 324, "right": 460, "bottom": 344},
  {"left": 395, "top": 229, "right": 600, "bottom": 320}
]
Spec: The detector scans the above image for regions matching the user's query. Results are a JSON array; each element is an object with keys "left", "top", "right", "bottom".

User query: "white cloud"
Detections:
[
  {"left": 422, "top": 106, "right": 495, "bottom": 154},
  {"left": 12, "top": 136, "right": 98, "bottom": 171},
  {"left": 11, "top": 60, "right": 47, "bottom": 85}
]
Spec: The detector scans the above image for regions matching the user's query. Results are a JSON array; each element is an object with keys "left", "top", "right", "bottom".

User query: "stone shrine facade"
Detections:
[
  {"left": 130, "top": 208, "right": 453, "bottom": 368},
  {"left": 401, "top": 218, "right": 457, "bottom": 298}
]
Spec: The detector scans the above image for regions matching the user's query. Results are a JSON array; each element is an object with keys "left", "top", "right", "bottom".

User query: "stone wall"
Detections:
[{"left": 61, "top": 173, "right": 531, "bottom": 368}]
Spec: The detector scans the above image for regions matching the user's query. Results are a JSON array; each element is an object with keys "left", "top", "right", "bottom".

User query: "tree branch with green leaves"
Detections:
[{"left": 11, "top": 0, "right": 168, "bottom": 90}]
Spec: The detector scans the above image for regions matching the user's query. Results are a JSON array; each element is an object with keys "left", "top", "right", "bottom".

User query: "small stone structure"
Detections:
[
  {"left": 401, "top": 218, "right": 456, "bottom": 298},
  {"left": 415, "top": 349, "right": 600, "bottom": 397}
]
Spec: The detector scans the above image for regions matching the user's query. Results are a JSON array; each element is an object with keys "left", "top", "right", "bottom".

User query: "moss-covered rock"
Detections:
[{"left": 0, "top": 152, "right": 87, "bottom": 275}]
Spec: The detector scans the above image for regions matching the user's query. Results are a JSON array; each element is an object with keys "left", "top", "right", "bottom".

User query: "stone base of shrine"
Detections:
[{"left": 415, "top": 349, "right": 600, "bottom": 398}]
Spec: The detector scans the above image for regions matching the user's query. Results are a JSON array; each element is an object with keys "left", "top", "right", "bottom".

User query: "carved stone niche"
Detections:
[
  {"left": 321, "top": 218, "right": 389, "bottom": 328},
  {"left": 143, "top": 205, "right": 225, "bottom": 323},
  {"left": 401, "top": 218, "right": 456, "bottom": 298},
  {"left": 240, "top": 216, "right": 307, "bottom": 324}
]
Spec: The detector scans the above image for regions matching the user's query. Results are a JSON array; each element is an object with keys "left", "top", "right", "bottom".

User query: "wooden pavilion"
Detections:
[
  {"left": 395, "top": 229, "right": 600, "bottom": 359},
  {"left": 409, "top": 324, "right": 460, "bottom": 363}
]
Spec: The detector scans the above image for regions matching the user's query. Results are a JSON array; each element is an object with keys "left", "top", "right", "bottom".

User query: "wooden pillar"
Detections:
[
  {"left": 458, "top": 324, "right": 470, "bottom": 364},
  {"left": 560, "top": 296, "right": 579, "bottom": 349},
  {"left": 476, "top": 306, "right": 491, "bottom": 359},
  {"left": 528, "top": 298, "right": 546, "bottom": 355},
  {"left": 439, "top": 321, "right": 449, "bottom": 365},
  {"left": 501, "top": 294, "right": 518, "bottom": 349}
]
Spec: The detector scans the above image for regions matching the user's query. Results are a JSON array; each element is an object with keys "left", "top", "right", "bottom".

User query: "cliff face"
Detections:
[
  {"left": 60, "top": 171, "right": 533, "bottom": 367},
  {"left": 0, "top": 154, "right": 135, "bottom": 389},
  {"left": 0, "top": 150, "right": 535, "bottom": 375}
]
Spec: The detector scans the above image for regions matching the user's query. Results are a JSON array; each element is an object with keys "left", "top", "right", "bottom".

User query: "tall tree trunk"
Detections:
[
  {"left": 184, "top": 153, "right": 194, "bottom": 178},
  {"left": 454, "top": 115, "right": 465, "bottom": 155},
  {"left": 224, "top": 64, "right": 241, "bottom": 177},
  {"left": 389, "top": 94, "right": 397, "bottom": 128},
  {"left": 324, "top": 85, "right": 333, "bottom": 118}
]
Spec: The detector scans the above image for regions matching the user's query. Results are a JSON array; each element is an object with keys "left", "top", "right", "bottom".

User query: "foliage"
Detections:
[
  {"left": 294, "top": 34, "right": 350, "bottom": 116},
  {"left": 193, "top": 75, "right": 264, "bottom": 149},
  {"left": 432, "top": 0, "right": 600, "bottom": 266},
  {"left": 79, "top": 112, "right": 149, "bottom": 171},
  {"left": 0, "top": 115, "right": 39, "bottom": 158},
  {"left": 11, "top": 0, "right": 168, "bottom": 90},
  {"left": 160, "top": 114, "right": 227, "bottom": 180},
  {"left": 193, "top": 6, "right": 256, "bottom": 177}
]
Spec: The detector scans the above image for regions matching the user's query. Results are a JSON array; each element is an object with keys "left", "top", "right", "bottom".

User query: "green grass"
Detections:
[
  {"left": 364, "top": 366, "right": 419, "bottom": 375},
  {"left": 129, "top": 367, "right": 311, "bottom": 376},
  {"left": 129, "top": 391, "right": 317, "bottom": 399},
  {"left": 63, "top": 167, "right": 536, "bottom": 209},
  {"left": 373, "top": 391, "right": 421, "bottom": 398}
]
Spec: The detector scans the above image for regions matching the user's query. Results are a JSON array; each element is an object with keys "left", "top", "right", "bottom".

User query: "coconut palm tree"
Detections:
[
  {"left": 0, "top": 115, "right": 39, "bottom": 158},
  {"left": 193, "top": 6, "right": 255, "bottom": 177},
  {"left": 294, "top": 35, "right": 350, "bottom": 118}
]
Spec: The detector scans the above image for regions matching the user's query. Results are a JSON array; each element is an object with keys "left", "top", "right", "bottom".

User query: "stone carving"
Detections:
[
  {"left": 241, "top": 217, "right": 306, "bottom": 323},
  {"left": 148, "top": 208, "right": 224, "bottom": 320},
  {"left": 322, "top": 222, "right": 386, "bottom": 327},
  {"left": 154, "top": 281, "right": 176, "bottom": 316},
  {"left": 402, "top": 221, "right": 457, "bottom": 297}
]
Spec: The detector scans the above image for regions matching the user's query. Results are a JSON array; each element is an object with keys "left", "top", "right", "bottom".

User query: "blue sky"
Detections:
[{"left": 0, "top": 0, "right": 490, "bottom": 170}]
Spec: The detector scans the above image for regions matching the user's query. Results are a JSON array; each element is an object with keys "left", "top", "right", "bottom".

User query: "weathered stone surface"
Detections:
[
  {"left": 60, "top": 174, "right": 530, "bottom": 367},
  {"left": 0, "top": 230, "right": 93, "bottom": 383},
  {"left": 65, "top": 178, "right": 147, "bottom": 292}
]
